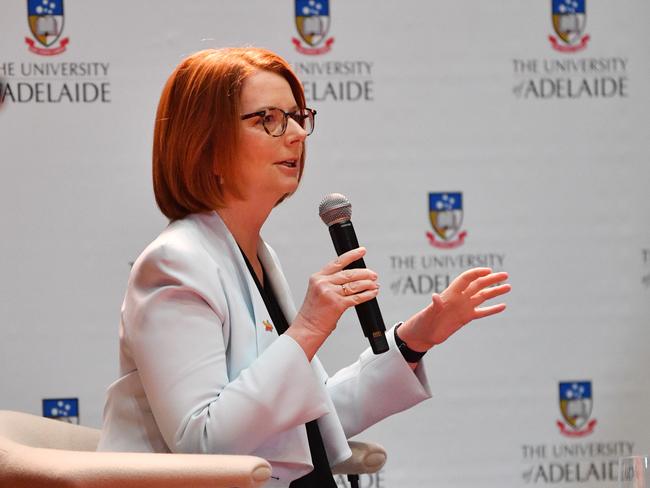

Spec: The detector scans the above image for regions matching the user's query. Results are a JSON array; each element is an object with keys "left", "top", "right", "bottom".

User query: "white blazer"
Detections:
[{"left": 98, "top": 211, "right": 431, "bottom": 487}]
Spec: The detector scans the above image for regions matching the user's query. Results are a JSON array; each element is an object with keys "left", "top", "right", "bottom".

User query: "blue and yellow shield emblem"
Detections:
[
  {"left": 429, "top": 192, "right": 463, "bottom": 241},
  {"left": 295, "top": 0, "right": 331, "bottom": 48},
  {"left": 551, "top": 0, "right": 586, "bottom": 45},
  {"left": 559, "top": 381, "right": 592, "bottom": 429},
  {"left": 27, "top": 0, "right": 65, "bottom": 48}
]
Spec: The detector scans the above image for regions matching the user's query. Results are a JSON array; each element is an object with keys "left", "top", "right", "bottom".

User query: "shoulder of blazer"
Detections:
[
  {"left": 126, "top": 214, "right": 237, "bottom": 312},
  {"left": 132, "top": 219, "right": 212, "bottom": 275}
]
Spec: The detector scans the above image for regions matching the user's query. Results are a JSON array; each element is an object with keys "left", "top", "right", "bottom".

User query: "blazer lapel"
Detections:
[
  {"left": 203, "top": 213, "right": 279, "bottom": 356},
  {"left": 258, "top": 241, "right": 298, "bottom": 323},
  {"left": 233, "top": 240, "right": 279, "bottom": 357}
]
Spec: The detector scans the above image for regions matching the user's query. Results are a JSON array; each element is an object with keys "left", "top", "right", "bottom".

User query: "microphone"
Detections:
[{"left": 319, "top": 193, "right": 389, "bottom": 354}]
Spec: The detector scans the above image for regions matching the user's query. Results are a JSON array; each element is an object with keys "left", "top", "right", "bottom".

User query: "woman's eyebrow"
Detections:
[
  {"left": 249, "top": 105, "right": 276, "bottom": 112},
  {"left": 249, "top": 104, "right": 299, "bottom": 113}
]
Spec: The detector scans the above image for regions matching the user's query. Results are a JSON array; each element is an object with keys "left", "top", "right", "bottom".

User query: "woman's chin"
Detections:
[
  {"left": 258, "top": 181, "right": 299, "bottom": 204},
  {"left": 276, "top": 174, "right": 300, "bottom": 193}
]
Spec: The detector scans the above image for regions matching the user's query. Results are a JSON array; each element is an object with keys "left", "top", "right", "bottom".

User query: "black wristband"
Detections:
[{"left": 394, "top": 323, "right": 427, "bottom": 363}]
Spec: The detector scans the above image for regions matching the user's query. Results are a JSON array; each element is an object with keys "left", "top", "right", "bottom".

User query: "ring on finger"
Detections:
[{"left": 341, "top": 283, "right": 349, "bottom": 296}]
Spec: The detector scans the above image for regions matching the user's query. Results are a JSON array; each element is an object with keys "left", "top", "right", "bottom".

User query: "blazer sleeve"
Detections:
[
  {"left": 123, "top": 240, "right": 330, "bottom": 454},
  {"left": 324, "top": 324, "right": 432, "bottom": 438},
  {"left": 260, "top": 240, "right": 432, "bottom": 439}
]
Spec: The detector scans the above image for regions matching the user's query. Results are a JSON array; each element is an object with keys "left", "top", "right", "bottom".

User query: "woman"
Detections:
[{"left": 98, "top": 47, "right": 510, "bottom": 487}]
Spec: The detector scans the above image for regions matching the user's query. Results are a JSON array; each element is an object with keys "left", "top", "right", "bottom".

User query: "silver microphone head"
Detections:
[{"left": 319, "top": 193, "right": 352, "bottom": 227}]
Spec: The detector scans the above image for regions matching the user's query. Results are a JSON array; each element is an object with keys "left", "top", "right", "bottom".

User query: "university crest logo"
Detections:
[
  {"left": 426, "top": 192, "right": 467, "bottom": 249},
  {"left": 292, "top": 0, "right": 335, "bottom": 55},
  {"left": 556, "top": 381, "right": 597, "bottom": 437},
  {"left": 25, "top": 0, "right": 69, "bottom": 56},
  {"left": 549, "top": 0, "right": 590, "bottom": 53},
  {"left": 43, "top": 397, "right": 79, "bottom": 424}
]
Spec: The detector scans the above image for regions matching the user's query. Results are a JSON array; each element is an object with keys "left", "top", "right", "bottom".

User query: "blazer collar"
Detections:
[
  {"left": 201, "top": 211, "right": 297, "bottom": 354},
  {"left": 257, "top": 241, "right": 298, "bottom": 324}
]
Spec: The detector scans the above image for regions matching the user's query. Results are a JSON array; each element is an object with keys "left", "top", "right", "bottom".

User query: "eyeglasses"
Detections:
[{"left": 240, "top": 107, "right": 317, "bottom": 137}]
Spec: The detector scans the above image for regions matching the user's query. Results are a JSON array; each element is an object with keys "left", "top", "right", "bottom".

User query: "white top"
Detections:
[{"left": 97, "top": 211, "right": 432, "bottom": 487}]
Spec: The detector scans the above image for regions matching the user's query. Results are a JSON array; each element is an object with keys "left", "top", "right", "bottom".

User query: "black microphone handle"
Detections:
[{"left": 329, "top": 220, "right": 389, "bottom": 354}]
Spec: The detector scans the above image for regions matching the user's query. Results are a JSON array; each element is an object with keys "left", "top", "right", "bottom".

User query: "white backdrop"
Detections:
[{"left": 1, "top": 1, "right": 649, "bottom": 487}]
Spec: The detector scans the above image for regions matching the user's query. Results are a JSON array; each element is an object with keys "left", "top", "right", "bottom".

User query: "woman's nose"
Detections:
[{"left": 285, "top": 117, "right": 308, "bottom": 142}]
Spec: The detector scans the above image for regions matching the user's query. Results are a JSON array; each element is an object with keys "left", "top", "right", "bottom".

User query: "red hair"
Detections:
[{"left": 152, "top": 47, "right": 306, "bottom": 220}]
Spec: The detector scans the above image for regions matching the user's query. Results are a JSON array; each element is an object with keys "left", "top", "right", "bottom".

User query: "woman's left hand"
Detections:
[{"left": 397, "top": 268, "right": 511, "bottom": 353}]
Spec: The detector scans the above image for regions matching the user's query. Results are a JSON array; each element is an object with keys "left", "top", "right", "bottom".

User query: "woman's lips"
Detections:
[{"left": 275, "top": 159, "right": 297, "bottom": 168}]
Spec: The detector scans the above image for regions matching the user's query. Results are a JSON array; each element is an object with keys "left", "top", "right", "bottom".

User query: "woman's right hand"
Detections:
[{"left": 287, "top": 247, "right": 380, "bottom": 360}]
